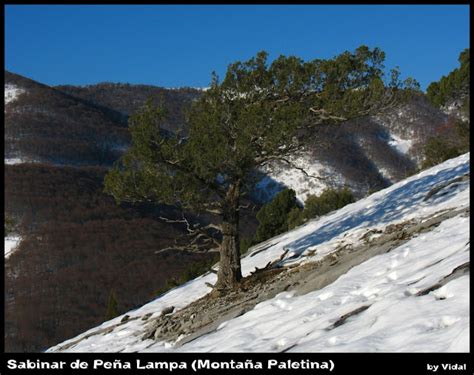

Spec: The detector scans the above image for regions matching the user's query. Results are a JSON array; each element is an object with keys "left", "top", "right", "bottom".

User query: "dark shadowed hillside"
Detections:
[
  {"left": 5, "top": 71, "right": 131, "bottom": 166},
  {"left": 55, "top": 82, "right": 203, "bottom": 133},
  {"left": 4, "top": 163, "right": 258, "bottom": 352},
  {"left": 4, "top": 72, "right": 257, "bottom": 352}
]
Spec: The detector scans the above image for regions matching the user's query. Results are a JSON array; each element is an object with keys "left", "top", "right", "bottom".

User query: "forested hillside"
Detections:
[
  {"left": 55, "top": 82, "right": 202, "bottom": 133},
  {"left": 5, "top": 71, "right": 129, "bottom": 166},
  {"left": 4, "top": 72, "right": 259, "bottom": 352}
]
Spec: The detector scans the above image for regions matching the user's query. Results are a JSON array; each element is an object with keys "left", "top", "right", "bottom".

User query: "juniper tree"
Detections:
[{"left": 104, "top": 46, "right": 418, "bottom": 292}]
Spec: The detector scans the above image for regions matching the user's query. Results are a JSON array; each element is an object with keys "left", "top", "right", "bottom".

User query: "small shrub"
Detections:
[
  {"left": 287, "top": 207, "right": 304, "bottom": 230},
  {"left": 302, "top": 187, "right": 355, "bottom": 220},
  {"left": 422, "top": 137, "right": 460, "bottom": 169},
  {"left": 254, "top": 189, "right": 299, "bottom": 243},
  {"left": 421, "top": 120, "right": 469, "bottom": 170},
  {"left": 366, "top": 187, "right": 382, "bottom": 197},
  {"left": 455, "top": 119, "right": 470, "bottom": 152}
]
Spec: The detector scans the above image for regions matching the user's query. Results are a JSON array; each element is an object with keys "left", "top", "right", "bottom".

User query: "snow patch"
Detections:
[
  {"left": 255, "top": 152, "right": 346, "bottom": 203},
  {"left": 388, "top": 134, "right": 413, "bottom": 155},
  {"left": 5, "top": 236, "right": 21, "bottom": 258},
  {"left": 5, "top": 84, "right": 25, "bottom": 105},
  {"left": 5, "top": 158, "right": 26, "bottom": 165},
  {"left": 166, "top": 87, "right": 209, "bottom": 92},
  {"left": 171, "top": 216, "right": 469, "bottom": 352},
  {"left": 5, "top": 156, "right": 38, "bottom": 165}
]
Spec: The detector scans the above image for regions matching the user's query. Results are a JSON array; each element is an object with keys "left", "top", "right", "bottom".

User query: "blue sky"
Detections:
[{"left": 5, "top": 5, "right": 470, "bottom": 91}]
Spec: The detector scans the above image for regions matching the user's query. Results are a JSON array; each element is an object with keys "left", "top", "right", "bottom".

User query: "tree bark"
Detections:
[{"left": 215, "top": 181, "right": 242, "bottom": 291}]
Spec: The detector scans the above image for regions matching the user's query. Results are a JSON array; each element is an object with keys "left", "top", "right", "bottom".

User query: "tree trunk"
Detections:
[{"left": 215, "top": 182, "right": 242, "bottom": 291}]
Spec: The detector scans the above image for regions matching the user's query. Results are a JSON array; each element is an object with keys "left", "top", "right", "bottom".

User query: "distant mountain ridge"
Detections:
[
  {"left": 54, "top": 77, "right": 452, "bottom": 201},
  {"left": 5, "top": 70, "right": 130, "bottom": 166},
  {"left": 5, "top": 70, "right": 451, "bottom": 200},
  {"left": 55, "top": 81, "right": 202, "bottom": 133}
]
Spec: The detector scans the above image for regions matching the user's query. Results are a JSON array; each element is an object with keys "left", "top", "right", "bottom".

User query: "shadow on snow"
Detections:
[{"left": 285, "top": 161, "right": 469, "bottom": 259}]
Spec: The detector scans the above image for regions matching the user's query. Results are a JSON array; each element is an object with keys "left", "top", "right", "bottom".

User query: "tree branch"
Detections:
[
  {"left": 309, "top": 107, "right": 347, "bottom": 122},
  {"left": 260, "top": 155, "right": 326, "bottom": 181},
  {"left": 156, "top": 211, "right": 222, "bottom": 254}
]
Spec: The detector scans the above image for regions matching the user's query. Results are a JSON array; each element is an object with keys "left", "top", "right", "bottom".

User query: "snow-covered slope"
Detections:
[
  {"left": 5, "top": 80, "right": 38, "bottom": 165},
  {"left": 252, "top": 96, "right": 449, "bottom": 203},
  {"left": 48, "top": 153, "right": 469, "bottom": 353},
  {"left": 5, "top": 236, "right": 21, "bottom": 259},
  {"left": 255, "top": 152, "right": 347, "bottom": 203},
  {"left": 5, "top": 82, "right": 31, "bottom": 165}
]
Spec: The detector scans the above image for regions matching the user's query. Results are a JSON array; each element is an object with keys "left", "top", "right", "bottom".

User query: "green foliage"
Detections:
[
  {"left": 288, "top": 187, "right": 355, "bottom": 229},
  {"left": 255, "top": 189, "right": 300, "bottom": 242},
  {"left": 105, "top": 291, "right": 119, "bottom": 321},
  {"left": 366, "top": 187, "right": 382, "bottom": 197},
  {"left": 5, "top": 215, "right": 16, "bottom": 237},
  {"left": 104, "top": 48, "right": 415, "bottom": 288},
  {"left": 426, "top": 49, "right": 470, "bottom": 109},
  {"left": 424, "top": 49, "right": 470, "bottom": 169},
  {"left": 455, "top": 119, "right": 470, "bottom": 151},
  {"left": 287, "top": 206, "right": 304, "bottom": 230},
  {"left": 422, "top": 138, "right": 460, "bottom": 169},
  {"left": 421, "top": 120, "right": 470, "bottom": 169},
  {"left": 105, "top": 47, "right": 415, "bottom": 212},
  {"left": 239, "top": 237, "right": 254, "bottom": 256},
  {"left": 304, "top": 187, "right": 355, "bottom": 219}
]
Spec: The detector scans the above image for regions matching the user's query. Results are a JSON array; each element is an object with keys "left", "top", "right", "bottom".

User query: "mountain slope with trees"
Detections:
[
  {"left": 4, "top": 72, "right": 258, "bottom": 352},
  {"left": 5, "top": 71, "right": 130, "bottom": 166},
  {"left": 422, "top": 49, "right": 470, "bottom": 169},
  {"left": 55, "top": 82, "right": 202, "bottom": 134},
  {"left": 4, "top": 47, "right": 468, "bottom": 353}
]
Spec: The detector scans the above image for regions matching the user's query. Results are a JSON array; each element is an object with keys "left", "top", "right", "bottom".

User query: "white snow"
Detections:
[
  {"left": 47, "top": 153, "right": 470, "bottom": 353},
  {"left": 5, "top": 156, "right": 38, "bottom": 165},
  {"left": 377, "top": 167, "right": 392, "bottom": 181},
  {"left": 5, "top": 158, "right": 26, "bottom": 165},
  {"left": 170, "top": 216, "right": 469, "bottom": 352},
  {"left": 388, "top": 134, "right": 413, "bottom": 155},
  {"left": 5, "top": 84, "right": 25, "bottom": 105},
  {"left": 166, "top": 87, "right": 210, "bottom": 91},
  {"left": 5, "top": 236, "right": 21, "bottom": 258},
  {"left": 255, "top": 153, "right": 346, "bottom": 203}
]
